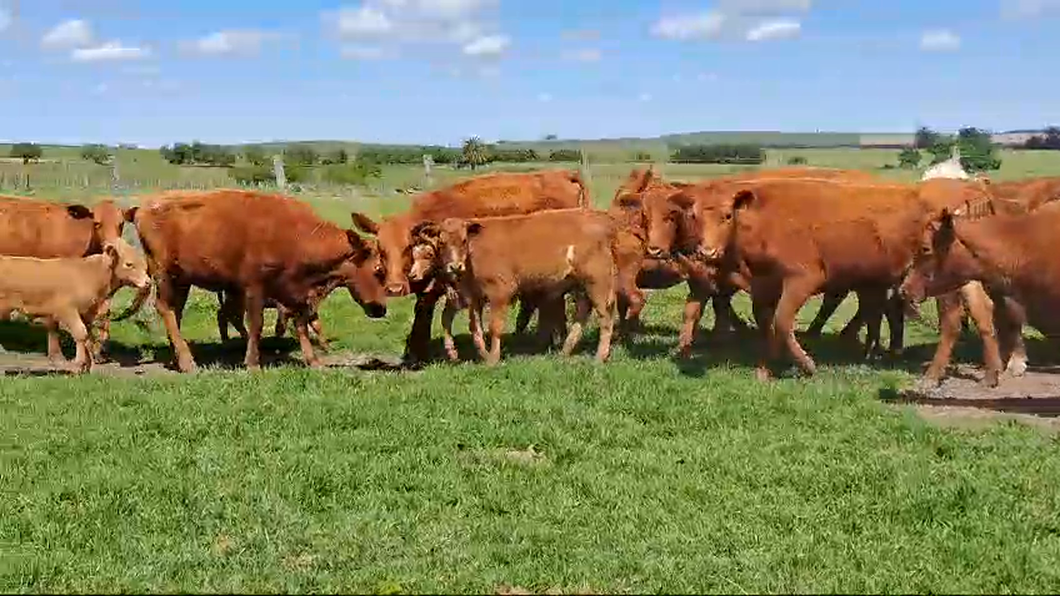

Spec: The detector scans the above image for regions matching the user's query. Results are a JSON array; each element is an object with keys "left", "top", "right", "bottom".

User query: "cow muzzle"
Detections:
[
  {"left": 697, "top": 246, "right": 721, "bottom": 261},
  {"left": 445, "top": 262, "right": 466, "bottom": 276},
  {"left": 385, "top": 282, "right": 410, "bottom": 297},
  {"left": 364, "top": 303, "right": 387, "bottom": 319},
  {"left": 646, "top": 246, "right": 667, "bottom": 259}
]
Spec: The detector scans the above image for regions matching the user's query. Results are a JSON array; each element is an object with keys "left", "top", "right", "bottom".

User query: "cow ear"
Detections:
[
  {"left": 123, "top": 207, "right": 138, "bottom": 223},
  {"left": 667, "top": 190, "right": 694, "bottom": 211},
  {"left": 103, "top": 243, "right": 119, "bottom": 265},
  {"left": 410, "top": 221, "right": 440, "bottom": 240},
  {"left": 67, "top": 204, "right": 93, "bottom": 219},
  {"left": 732, "top": 189, "right": 756, "bottom": 211},
  {"left": 345, "top": 229, "right": 371, "bottom": 261},
  {"left": 351, "top": 211, "right": 379, "bottom": 236},
  {"left": 466, "top": 222, "right": 484, "bottom": 236}
]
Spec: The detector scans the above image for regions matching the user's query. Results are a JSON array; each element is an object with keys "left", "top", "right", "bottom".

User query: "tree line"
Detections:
[{"left": 895, "top": 126, "right": 1003, "bottom": 172}]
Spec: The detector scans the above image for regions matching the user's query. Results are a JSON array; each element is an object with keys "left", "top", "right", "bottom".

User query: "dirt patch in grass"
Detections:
[{"left": 885, "top": 363, "right": 1060, "bottom": 430}]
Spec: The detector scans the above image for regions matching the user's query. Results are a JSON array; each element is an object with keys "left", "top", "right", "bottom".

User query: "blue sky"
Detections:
[{"left": 1, "top": 0, "right": 1059, "bottom": 147}]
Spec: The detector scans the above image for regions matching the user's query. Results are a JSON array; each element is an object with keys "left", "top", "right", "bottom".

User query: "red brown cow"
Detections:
[
  {"left": 412, "top": 209, "right": 617, "bottom": 365},
  {"left": 0, "top": 195, "right": 133, "bottom": 360},
  {"left": 350, "top": 169, "right": 589, "bottom": 363},
  {"left": 656, "top": 173, "right": 907, "bottom": 356},
  {"left": 685, "top": 178, "right": 959, "bottom": 380},
  {"left": 900, "top": 200, "right": 1060, "bottom": 366},
  {"left": 124, "top": 190, "right": 387, "bottom": 373},
  {"left": 0, "top": 238, "right": 149, "bottom": 373}
]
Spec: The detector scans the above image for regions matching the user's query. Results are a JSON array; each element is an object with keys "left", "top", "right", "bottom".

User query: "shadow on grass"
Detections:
[{"left": 879, "top": 385, "right": 1060, "bottom": 418}]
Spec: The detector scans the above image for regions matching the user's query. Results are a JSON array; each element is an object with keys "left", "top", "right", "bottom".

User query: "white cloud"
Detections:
[
  {"left": 746, "top": 19, "right": 801, "bottom": 41},
  {"left": 537, "top": 92, "right": 552, "bottom": 102},
  {"left": 638, "top": 92, "right": 652, "bottom": 102},
  {"left": 182, "top": 30, "right": 279, "bottom": 57},
  {"left": 653, "top": 0, "right": 809, "bottom": 43},
  {"left": 72, "top": 41, "right": 150, "bottom": 62},
  {"left": 562, "top": 48, "right": 601, "bottom": 62},
  {"left": 651, "top": 12, "right": 726, "bottom": 40},
  {"left": 1002, "top": 0, "right": 1060, "bottom": 18},
  {"left": 462, "top": 33, "right": 509, "bottom": 56},
  {"left": 337, "top": 5, "right": 394, "bottom": 37},
  {"left": 920, "top": 29, "right": 960, "bottom": 52},
  {"left": 326, "top": 0, "right": 506, "bottom": 59},
  {"left": 42, "top": 19, "right": 94, "bottom": 49},
  {"left": 341, "top": 44, "right": 388, "bottom": 59}
]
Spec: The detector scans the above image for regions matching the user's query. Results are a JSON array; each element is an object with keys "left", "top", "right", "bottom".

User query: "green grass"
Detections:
[{"left": 4, "top": 155, "right": 1060, "bottom": 593}]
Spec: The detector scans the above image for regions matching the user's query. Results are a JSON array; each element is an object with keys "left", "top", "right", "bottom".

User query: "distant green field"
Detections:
[{"left": 4, "top": 148, "right": 1060, "bottom": 592}]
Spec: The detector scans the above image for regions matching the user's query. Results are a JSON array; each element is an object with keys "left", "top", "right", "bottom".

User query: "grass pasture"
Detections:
[{"left": 4, "top": 149, "right": 1060, "bottom": 592}]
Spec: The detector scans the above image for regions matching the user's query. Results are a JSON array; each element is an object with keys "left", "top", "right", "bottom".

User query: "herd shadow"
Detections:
[{"left": 4, "top": 311, "right": 1060, "bottom": 406}]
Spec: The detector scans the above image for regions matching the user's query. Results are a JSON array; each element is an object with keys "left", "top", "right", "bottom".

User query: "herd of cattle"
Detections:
[{"left": 1, "top": 164, "right": 1058, "bottom": 387}]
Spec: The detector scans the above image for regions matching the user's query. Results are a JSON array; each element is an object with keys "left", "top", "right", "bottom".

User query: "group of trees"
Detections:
[
  {"left": 159, "top": 141, "right": 236, "bottom": 167},
  {"left": 231, "top": 143, "right": 381, "bottom": 187},
  {"left": 898, "top": 126, "right": 1002, "bottom": 172},
  {"left": 80, "top": 144, "right": 112, "bottom": 165},
  {"left": 9, "top": 143, "right": 43, "bottom": 164},
  {"left": 1024, "top": 127, "right": 1060, "bottom": 150},
  {"left": 669, "top": 144, "right": 765, "bottom": 165}
]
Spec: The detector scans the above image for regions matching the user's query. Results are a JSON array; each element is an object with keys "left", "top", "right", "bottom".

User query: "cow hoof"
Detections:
[
  {"left": 671, "top": 346, "right": 693, "bottom": 360},
  {"left": 979, "top": 373, "right": 1001, "bottom": 389},
  {"left": 755, "top": 368, "right": 773, "bottom": 383},
  {"left": 1007, "top": 358, "right": 1029, "bottom": 378},
  {"left": 176, "top": 360, "right": 198, "bottom": 374},
  {"left": 914, "top": 376, "right": 944, "bottom": 393}
]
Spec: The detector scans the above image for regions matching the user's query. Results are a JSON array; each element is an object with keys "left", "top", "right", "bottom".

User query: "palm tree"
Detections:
[{"left": 461, "top": 136, "right": 489, "bottom": 170}]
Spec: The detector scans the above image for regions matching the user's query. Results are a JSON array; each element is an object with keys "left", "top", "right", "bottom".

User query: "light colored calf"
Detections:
[{"left": 0, "top": 240, "right": 150, "bottom": 373}]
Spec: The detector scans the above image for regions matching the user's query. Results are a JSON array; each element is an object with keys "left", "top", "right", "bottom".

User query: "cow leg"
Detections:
[
  {"left": 56, "top": 310, "right": 92, "bottom": 374},
  {"left": 619, "top": 286, "right": 646, "bottom": 337},
  {"left": 773, "top": 279, "right": 818, "bottom": 377},
  {"left": 561, "top": 292, "right": 592, "bottom": 359},
  {"left": 404, "top": 288, "right": 444, "bottom": 364},
  {"left": 751, "top": 285, "right": 781, "bottom": 382},
  {"left": 590, "top": 282, "right": 617, "bottom": 364},
  {"left": 220, "top": 289, "right": 249, "bottom": 342},
  {"left": 483, "top": 295, "right": 510, "bottom": 366},
  {"left": 44, "top": 318, "right": 67, "bottom": 365},
  {"left": 856, "top": 288, "right": 888, "bottom": 360},
  {"left": 274, "top": 307, "right": 288, "bottom": 339},
  {"left": 215, "top": 292, "right": 231, "bottom": 342},
  {"left": 441, "top": 296, "right": 462, "bottom": 362},
  {"left": 92, "top": 297, "right": 112, "bottom": 363},
  {"left": 514, "top": 297, "right": 536, "bottom": 336},
  {"left": 293, "top": 309, "right": 323, "bottom": 369},
  {"left": 922, "top": 292, "right": 965, "bottom": 387},
  {"left": 958, "top": 283, "right": 1005, "bottom": 388},
  {"left": 996, "top": 296, "right": 1028, "bottom": 377},
  {"left": 885, "top": 290, "right": 906, "bottom": 356},
  {"left": 806, "top": 290, "right": 848, "bottom": 337},
  {"left": 243, "top": 289, "right": 266, "bottom": 371},
  {"left": 467, "top": 296, "right": 488, "bottom": 358},
  {"left": 156, "top": 279, "right": 196, "bottom": 373},
  {"left": 309, "top": 315, "right": 330, "bottom": 353},
  {"left": 676, "top": 292, "right": 707, "bottom": 358}
]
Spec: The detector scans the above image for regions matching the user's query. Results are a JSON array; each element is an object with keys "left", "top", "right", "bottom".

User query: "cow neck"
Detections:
[{"left": 950, "top": 216, "right": 1024, "bottom": 291}]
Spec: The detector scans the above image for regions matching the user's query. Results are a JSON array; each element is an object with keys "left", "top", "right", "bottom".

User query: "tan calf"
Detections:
[
  {"left": 0, "top": 240, "right": 150, "bottom": 373},
  {"left": 413, "top": 210, "right": 618, "bottom": 366}
]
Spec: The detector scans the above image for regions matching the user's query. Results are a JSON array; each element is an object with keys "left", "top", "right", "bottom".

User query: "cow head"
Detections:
[
  {"left": 336, "top": 229, "right": 388, "bottom": 318},
  {"left": 898, "top": 207, "right": 980, "bottom": 304},
  {"left": 412, "top": 218, "right": 481, "bottom": 279},
  {"left": 612, "top": 167, "right": 656, "bottom": 204},
  {"left": 675, "top": 183, "right": 754, "bottom": 262},
  {"left": 351, "top": 211, "right": 415, "bottom": 297},
  {"left": 642, "top": 188, "right": 696, "bottom": 259},
  {"left": 407, "top": 221, "right": 443, "bottom": 284},
  {"left": 104, "top": 238, "right": 151, "bottom": 290},
  {"left": 89, "top": 200, "right": 131, "bottom": 244}
]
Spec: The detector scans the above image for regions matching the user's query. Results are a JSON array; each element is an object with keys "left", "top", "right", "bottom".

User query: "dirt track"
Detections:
[{"left": 888, "top": 363, "right": 1060, "bottom": 431}]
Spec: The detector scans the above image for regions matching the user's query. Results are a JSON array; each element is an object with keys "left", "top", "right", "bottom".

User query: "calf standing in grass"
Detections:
[
  {"left": 0, "top": 240, "right": 150, "bottom": 373},
  {"left": 413, "top": 210, "right": 618, "bottom": 365}
]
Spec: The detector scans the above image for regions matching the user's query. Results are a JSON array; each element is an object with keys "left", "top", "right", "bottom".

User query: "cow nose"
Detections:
[
  {"left": 446, "top": 262, "right": 465, "bottom": 275},
  {"left": 646, "top": 246, "right": 666, "bottom": 259},
  {"left": 697, "top": 246, "right": 720, "bottom": 261},
  {"left": 385, "top": 283, "right": 408, "bottom": 297}
]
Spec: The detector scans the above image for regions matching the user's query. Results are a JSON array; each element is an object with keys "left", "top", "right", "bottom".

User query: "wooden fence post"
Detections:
[{"left": 273, "top": 155, "right": 287, "bottom": 190}]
